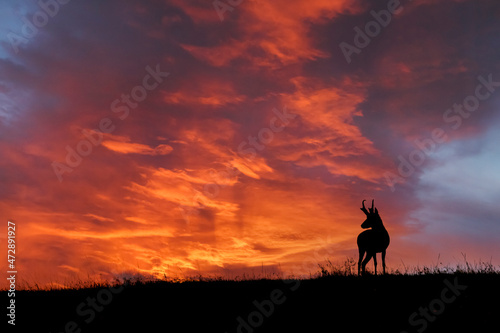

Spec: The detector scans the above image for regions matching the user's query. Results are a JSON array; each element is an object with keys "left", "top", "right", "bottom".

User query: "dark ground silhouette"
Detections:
[{"left": 4, "top": 273, "right": 499, "bottom": 332}]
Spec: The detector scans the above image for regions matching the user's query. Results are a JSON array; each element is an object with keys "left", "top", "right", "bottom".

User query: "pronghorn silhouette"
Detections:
[{"left": 357, "top": 199, "right": 390, "bottom": 275}]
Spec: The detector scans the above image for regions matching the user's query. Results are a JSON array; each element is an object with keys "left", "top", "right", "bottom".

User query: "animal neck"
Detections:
[{"left": 371, "top": 222, "right": 386, "bottom": 232}]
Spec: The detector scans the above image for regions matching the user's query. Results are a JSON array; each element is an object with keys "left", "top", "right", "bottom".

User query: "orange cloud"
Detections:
[
  {"left": 162, "top": 78, "right": 246, "bottom": 106},
  {"left": 229, "top": 155, "right": 274, "bottom": 179},
  {"left": 101, "top": 134, "right": 173, "bottom": 155},
  {"left": 274, "top": 77, "right": 389, "bottom": 181},
  {"left": 179, "top": 0, "right": 363, "bottom": 68}
]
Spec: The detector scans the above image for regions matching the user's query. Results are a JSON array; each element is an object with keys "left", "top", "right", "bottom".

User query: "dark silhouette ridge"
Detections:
[
  {"left": 9, "top": 274, "right": 500, "bottom": 332},
  {"left": 357, "top": 199, "right": 390, "bottom": 275}
]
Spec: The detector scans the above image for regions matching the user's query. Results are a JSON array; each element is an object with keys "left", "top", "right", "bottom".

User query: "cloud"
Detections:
[
  {"left": 229, "top": 155, "right": 274, "bottom": 179},
  {"left": 178, "top": 0, "right": 362, "bottom": 68},
  {"left": 276, "top": 76, "right": 389, "bottom": 181},
  {"left": 102, "top": 139, "right": 173, "bottom": 156},
  {"left": 162, "top": 77, "right": 246, "bottom": 106}
]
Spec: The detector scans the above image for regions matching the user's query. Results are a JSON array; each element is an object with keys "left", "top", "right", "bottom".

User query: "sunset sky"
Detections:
[{"left": 1, "top": 0, "right": 500, "bottom": 288}]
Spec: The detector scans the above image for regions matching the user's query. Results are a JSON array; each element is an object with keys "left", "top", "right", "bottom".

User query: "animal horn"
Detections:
[
  {"left": 361, "top": 200, "right": 369, "bottom": 215},
  {"left": 371, "top": 199, "right": 374, "bottom": 211}
]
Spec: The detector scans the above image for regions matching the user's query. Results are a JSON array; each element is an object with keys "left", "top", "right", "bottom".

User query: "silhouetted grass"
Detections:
[
  {"left": 6, "top": 254, "right": 497, "bottom": 292},
  {"left": 317, "top": 254, "right": 499, "bottom": 278}
]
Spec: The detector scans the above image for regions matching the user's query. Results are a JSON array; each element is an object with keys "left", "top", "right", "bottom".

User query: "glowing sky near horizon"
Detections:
[{"left": 1, "top": 0, "right": 500, "bottom": 288}]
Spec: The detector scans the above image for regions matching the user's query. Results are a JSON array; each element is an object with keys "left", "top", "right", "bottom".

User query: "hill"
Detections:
[{"left": 3, "top": 273, "right": 499, "bottom": 332}]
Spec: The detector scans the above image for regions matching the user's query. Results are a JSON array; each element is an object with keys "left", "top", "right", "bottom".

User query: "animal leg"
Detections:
[
  {"left": 361, "top": 253, "right": 372, "bottom": 275},
  {"left": 382, "top": 250, "right": 386, "bottom": 274},
  {"left": 358, "top": 248, "right": 365, "bottom": 276},
  {"left": 373, "top": 253, "right": 377, "bottom": 275}
]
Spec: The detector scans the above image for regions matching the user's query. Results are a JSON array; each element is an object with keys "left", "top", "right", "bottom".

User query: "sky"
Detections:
[{"left": 1, "top": 0, "right": 500, "bottom": 288}]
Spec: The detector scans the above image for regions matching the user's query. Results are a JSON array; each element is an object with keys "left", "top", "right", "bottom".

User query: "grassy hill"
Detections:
[{"left": 4, "top": 271, "right": 500, "bottom": 332}]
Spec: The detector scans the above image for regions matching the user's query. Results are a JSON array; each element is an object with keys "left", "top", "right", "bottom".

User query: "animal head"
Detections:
[{"left": 360, "top": 199, "right": 383, "bottom": 229}]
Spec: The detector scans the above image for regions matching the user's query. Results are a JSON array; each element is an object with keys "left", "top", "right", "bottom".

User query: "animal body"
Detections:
[{"left": 357, "top": 200, "right": 390, "bottom": 275}]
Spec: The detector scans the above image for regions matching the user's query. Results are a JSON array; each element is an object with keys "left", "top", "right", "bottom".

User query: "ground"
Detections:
[{"left": 3, "top": 273, "right": 499, "bottom": 332}]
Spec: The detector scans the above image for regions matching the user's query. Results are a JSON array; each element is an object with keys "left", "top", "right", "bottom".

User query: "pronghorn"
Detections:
[{"left": 357, "top": 199, "right": 390, "bottom": 275}]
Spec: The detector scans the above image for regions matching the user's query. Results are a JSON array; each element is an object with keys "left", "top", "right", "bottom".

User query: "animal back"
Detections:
[{"left": 357, "top": 229, "right": 389, "bottom": 252}]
